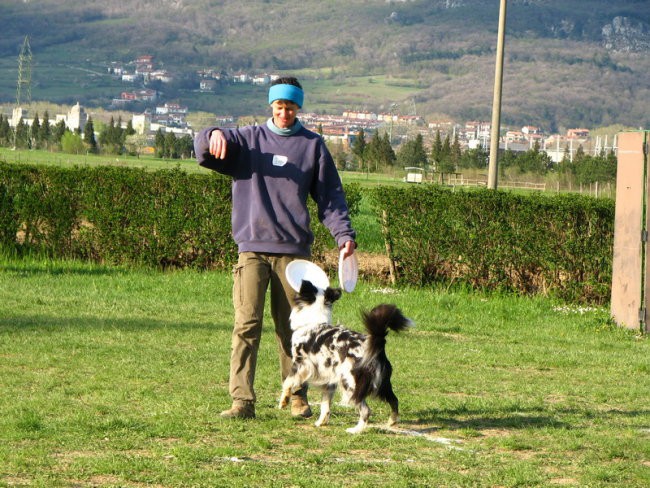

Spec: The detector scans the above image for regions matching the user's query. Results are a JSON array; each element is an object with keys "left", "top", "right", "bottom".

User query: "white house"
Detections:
[
  {"left": 200, "top": 79, "right": 217, "bottom": 91},
  {"left": 121, "top": 72, "right": 139, "bottom": 83},
  {"left": 232, "top": 72, "right": 250, "bottom": 83},
  {"left": 252, "top": 74, "right": 271, "bottom": 85}
]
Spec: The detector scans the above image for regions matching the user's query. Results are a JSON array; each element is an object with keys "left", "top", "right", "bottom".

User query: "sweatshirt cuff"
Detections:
[{"left": 337, "top": 238, "right": 356, "bottom": 250}]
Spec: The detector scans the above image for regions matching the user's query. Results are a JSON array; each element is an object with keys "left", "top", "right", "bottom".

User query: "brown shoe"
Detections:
[
  {"left": 220, "top": 401, "right": 255, "bottom": 419},
  {"left": 290, "top": 395, "right": 313, "bottom": 418}
]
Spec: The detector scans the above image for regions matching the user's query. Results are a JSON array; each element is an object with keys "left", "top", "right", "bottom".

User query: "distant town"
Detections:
[{"left": 4, "top": 54, "right": 617, "bottom": 163}]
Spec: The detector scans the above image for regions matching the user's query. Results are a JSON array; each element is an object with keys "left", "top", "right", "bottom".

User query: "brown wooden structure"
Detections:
[{"left": 611, "top": 131, "right": 649, "bottom": 333}]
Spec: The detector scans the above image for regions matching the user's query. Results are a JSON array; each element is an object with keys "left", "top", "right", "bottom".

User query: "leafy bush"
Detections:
[
  {"left": 0, "top": 163, "right": 616, "bottom": 303},
  {"left": 0, "top": 164, "right": 82, "bottom": 256},
  {"left": 0, "top": 163, "right": 362, "bottom": 271},
  {"left": 371, "top": 185, "right": 614, "bottom": 304}
]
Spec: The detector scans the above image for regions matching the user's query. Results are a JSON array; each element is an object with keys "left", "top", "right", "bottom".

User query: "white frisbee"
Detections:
[
  {"left": 338, "top": 250, "right": 359, "bottom": 293},
  {"left": 285, "top": 259, "right": 330, "bottom": 292}
]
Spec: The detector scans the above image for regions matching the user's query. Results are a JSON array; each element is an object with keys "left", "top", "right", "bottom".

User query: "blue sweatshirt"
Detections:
[{"left": 194, "top": 121, "right": 356, "bottom": 256}]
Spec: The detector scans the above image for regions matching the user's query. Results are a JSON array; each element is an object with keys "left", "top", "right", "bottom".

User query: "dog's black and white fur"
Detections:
[{"left": 279, "top": 280, "right": 412, "bottom": 434}]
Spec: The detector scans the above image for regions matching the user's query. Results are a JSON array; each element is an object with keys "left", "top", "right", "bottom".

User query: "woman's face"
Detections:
[{"left": 271, "top": 100, "right": 300, "bottom": 129}]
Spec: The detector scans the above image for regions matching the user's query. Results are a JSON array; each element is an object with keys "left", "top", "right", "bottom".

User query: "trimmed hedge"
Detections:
[
  {"left": 372, "top": 185, "right": 614, "bottom": 304},
  {"left": 0, "top": 163, "right": 362, "bottom": 270},
  {"left": 1, "top": 162, "right": 615, "bottom": 303}
]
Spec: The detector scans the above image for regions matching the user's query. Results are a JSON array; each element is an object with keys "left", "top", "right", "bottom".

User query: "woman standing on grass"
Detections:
[{"left": 194, "top": 76, "right": 357, "bottom": 420}]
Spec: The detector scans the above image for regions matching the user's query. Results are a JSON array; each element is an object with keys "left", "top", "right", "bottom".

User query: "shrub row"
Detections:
[
  {"left": 371, "top": 185, "right": 614, "bottom": 304},
  {"left": 0, "top": 163, "right": 362, "bottom": 270},
  {"left": 1, "top": 163, "right": 614, "bottom": 303}
]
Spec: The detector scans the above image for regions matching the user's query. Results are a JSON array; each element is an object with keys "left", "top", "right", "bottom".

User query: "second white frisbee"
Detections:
[{"left": 286, "top": 259, "right": 330, "bottom": 292}]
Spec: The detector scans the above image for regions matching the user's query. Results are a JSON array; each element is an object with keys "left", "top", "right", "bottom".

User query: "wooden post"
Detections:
[{"left": 381, "top": 210, "right": 397, "bottom": 285}]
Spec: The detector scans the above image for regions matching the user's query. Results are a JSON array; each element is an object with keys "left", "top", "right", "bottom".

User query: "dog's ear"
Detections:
[
  {"left": 324, "top": 287, "right": 342, "bottom": 305},
  {"left": 296, "top": 280, "right": 319, "bottom": 304}
]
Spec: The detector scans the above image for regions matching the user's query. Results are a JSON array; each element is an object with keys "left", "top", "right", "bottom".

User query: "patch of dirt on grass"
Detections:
[
  {"left": 5, "top": 477, "right": 33, "bottom": 487},
  {"left": 477, "top": 428, "right": 511, "bottom": 438},
  {"left": 72, "top": 475, "right": 165, "bottom": 488},
  {"left": 544, "top": 394, "right": 568, "bottom": 404},
  {"left": 549, "top": 478, "right": 579, "bottom": 486},
  {"left": 318, "top": 250, "right": 391, "bottom": 281}
]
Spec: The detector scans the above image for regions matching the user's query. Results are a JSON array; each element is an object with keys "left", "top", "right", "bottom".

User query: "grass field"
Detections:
[
  {"left": 0, "top": 147, "right": 201, "bottom": 173},
  {"left": 1, "top": 253, "right": 648, "bottom": 487},
  {"left": 0, "top": 147, "right": 409, "bottom": 182}
]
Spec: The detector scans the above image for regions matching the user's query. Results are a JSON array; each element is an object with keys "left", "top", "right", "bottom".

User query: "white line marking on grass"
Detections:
[{"left": 375, "top": 426, "right": 465, "bottom": 450}]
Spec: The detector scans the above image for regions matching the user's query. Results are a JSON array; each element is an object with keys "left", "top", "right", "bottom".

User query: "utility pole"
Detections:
[{"left": 487, "top": 0, "right": 507, "bottom": 190}]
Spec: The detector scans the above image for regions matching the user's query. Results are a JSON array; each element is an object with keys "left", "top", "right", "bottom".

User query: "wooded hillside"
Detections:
[{"left": 1, "top": 0, "right": 649, "bottom": 129}]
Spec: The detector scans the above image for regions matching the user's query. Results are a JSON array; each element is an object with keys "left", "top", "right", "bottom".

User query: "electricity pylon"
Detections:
[
  {"left": 16, "top": 35, "right": 32, "bottom": 106},
  {"left": 13, "top": 36, "right": 32, "bottom": 149}
]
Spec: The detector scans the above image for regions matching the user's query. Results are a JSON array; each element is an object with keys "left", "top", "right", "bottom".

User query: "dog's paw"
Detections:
[
  {"left": 278, "top": 395, "right": 290, "bottom": 410},
  {"left": 345, "top": 426, "right": 364, "bottom": 434},
  {"left": 314, "top": 415, "right": 329, "bottom": 427}
]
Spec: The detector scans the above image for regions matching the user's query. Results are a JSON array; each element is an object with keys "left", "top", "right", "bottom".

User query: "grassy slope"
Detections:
[{"left": 0, "top": 254, "right": 648, "bottom": 486}]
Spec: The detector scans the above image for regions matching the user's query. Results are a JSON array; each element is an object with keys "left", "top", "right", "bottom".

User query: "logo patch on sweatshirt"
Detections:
[{"left": 272, "top": 155, "right": 288, "bottom": 167}]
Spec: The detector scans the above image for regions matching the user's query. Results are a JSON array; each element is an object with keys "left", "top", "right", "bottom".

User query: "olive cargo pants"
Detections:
[{"left": 228, "top": 252, "right": 305, "bottom": 403}]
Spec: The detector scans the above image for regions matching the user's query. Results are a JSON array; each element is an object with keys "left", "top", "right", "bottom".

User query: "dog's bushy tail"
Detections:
[
  {"left": 351, "top": 304, "right": 411, "bottom": 404},
  {"left": 362, "top": 304, "right": 412, "bottom": 359}
]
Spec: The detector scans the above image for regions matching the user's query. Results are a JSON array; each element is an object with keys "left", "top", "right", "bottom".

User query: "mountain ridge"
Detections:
[{"left": 1, "top": 0, "right": 649, "bottom": 130}]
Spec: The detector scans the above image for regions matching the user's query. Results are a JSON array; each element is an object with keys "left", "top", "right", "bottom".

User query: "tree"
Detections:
[
  {"left": 154, "top": 129, "right": 166, "bottom": 158},
  {"left": 98, "top": 117, "right": 112, "bottom": 150},
  {"left": 39, "top": 111, "right": 52, "bottom": 149},
  {"left": 52, "top": 120, "right": 67, "bottom": 147},
  {"left": 396, "top": 133, "right": 427, "bottom": 169},
  {"left": 379, "top": 132, "right": 397, "bottom": 169},
  {"left": 351, "top": 128, "right": 367, "bottom": 171},
  {"left": 125, "top": 133, "right": 149, "bottom": 158},
  {"left": 99, "top": 116, "right": 124, "bottom": 154},
  {"left": 496, "top": 148, "right": 518, "bottom": 173},
  {"left": 84, "top": 117, "right": 98, "bottom": 153},
  {"left": 366, "top": 131, "right": 395, "bottom": 172},
  {"left": 164, "top": 132, "right": 179, "bottom": 158},
  {"left": 31, "top": 113, "right": 41, "bottom": 149},
  {"left": 430, "top": 130, "right": 443, "bottom": 169},
  {"left": 573, "top": 144, "right": 586, "bottom": 164},
  {"left": 438, "top": 134, "right": 455, "bottom": 173},
  {"left": 177, "top": 134, "right": 194, "bottom": 159},
  {"left": 460, "top": 147, "right": 489, "bottom": 170},
  {"left": 573, "top": 150, "right": 617, "bottom": 185},
  {"left": 327, "top": 140, "right": 348, "bottom": 171},
  {"left": 450, "top": 132, "right": 462, "bottom": 171},
  {"left": 116, "top": 116, "right": 127, "bottom": 149},
  {"left": 125, "top": 119, "right": 136, "bottom": 137},
  {"left": 61, "top": 131, "right": 85, "bottom": 154},
  {"left": 0, "top": 115, "right": 10, "bottom": 146},
  {"left": 515, "top": 141, "right": 553, "bottom": 174},
  {"left": 14, "top": 119, "right": 30, "bottom": 149}
]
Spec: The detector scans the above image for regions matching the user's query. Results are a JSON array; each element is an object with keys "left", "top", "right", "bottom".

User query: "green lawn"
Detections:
[
  {"left": 0, "top": 148, "right": 411, "bottom": 182},
  {"left": 1, "top": 254, "right": 648, "bottom": 487},
  {"left": 0, "top": 147, "right": 200, "bottom": 173}
]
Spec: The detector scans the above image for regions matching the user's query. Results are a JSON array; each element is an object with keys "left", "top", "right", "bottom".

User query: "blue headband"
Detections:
[{"left": 268, "top": 84, "right": 304, "bottom": 108}]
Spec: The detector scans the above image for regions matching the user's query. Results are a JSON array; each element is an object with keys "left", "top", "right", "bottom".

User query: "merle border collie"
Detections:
[{"left": 279, "top": 280, "right": 412, "bottom": 434}]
